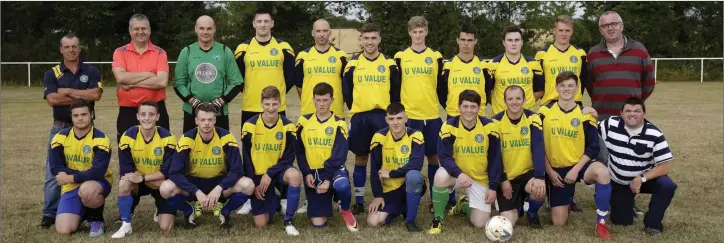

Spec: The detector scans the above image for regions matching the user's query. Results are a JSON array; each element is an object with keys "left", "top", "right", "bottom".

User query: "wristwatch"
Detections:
[{"left": 640, "top": 175, "right": 647, "bottom": 183}]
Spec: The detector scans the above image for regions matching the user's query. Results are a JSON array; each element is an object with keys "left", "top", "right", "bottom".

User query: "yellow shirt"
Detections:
[
  {"left": 486, "top": 54, "right": 544, "bottom": 115},
  {"left": 241, "top": 115, "right": 296, "bottom": 176},
  {"left": 295, "top": 46, "right": 348, "bottom": 116},
  {"left": 539, "top": 102, "right": 599, "bottom": 168},
  {"left": 438, "top": 116, "right": 501, "bottom": 186},
  {"left": 370, "top": 128, "right": 424, "bottom": 194},
  {"left": 50, "top": 127, "right": 113, "bottom": 194},
  {"left": 118, "top": 126, "right": 177, "bottom": 189},
  {"left": 395, "top": 47, "right": 443, "bottom": 119},
  {"left": 235, "top": 37, "right": 295, "bottom": 112},
  {"left": 534, "top": 44, "right": 587, "bottom": 105},
  {"left": 440, "top": 55, "right": 487, "bottom": 116},
  {"left": 342, "top": 54, "right": 400, "bottom": 116}
]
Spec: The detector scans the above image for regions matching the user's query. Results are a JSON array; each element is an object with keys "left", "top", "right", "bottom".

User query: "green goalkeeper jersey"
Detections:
[{"left": 174, "top": 41, "right": 244, "bottom": 115}]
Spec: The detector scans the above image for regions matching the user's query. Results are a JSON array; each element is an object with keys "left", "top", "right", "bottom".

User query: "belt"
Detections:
[{"left": 53, "top": 120, "right": 73, "bottom": 127}]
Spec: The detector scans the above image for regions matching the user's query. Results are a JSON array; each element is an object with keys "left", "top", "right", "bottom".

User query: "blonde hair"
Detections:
[
  {"left": 555, "top": 15, "right": 574, "bottom": 27},
  {"left": 408, "top": 16, "right": 428, "bottom": 31}
]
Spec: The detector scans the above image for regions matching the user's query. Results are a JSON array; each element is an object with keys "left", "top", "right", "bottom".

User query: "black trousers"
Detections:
[
  {"left": 183, "top": 111, "right": 229, "bottom": 134},
  {"left": 116, "top": 101, "right": 170, "bottom": 144}
]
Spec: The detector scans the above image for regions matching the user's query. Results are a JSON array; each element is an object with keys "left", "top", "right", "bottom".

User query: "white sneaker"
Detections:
[
  {"left": 523, "top": 201, "right": 530, "bottom": 212},
  {"left": 285, "top": 224, "right": 300, "bottom": 236},
  {"left": 236, "top": 201, "right": 252, "bottom": 215},
  {"left": 296, "top": 200, "right": 308, "bottom": 214},
  {"left": 153, "top": 208, "right": 159, "bottom": 222},
  {"left": 280, "top": 199, "right": 288, "bottom": 213},
  {"left": 111, "top": 222, "right": 132, "bottom": 239}
]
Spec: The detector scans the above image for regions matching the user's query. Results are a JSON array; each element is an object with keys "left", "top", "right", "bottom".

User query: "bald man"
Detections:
[{"left": 174, "top": 15, "right": 244, "bottom": 133}]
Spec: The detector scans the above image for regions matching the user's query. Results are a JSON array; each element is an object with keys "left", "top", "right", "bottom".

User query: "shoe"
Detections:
[
  {"left": 81, "top": 220, "right": 91, "bottom": 229},
  {"left": 284, "top": 220, "right": 300, "bottom": 236},
  {"left": 219, "top": 213, "right": 232, "bottom": 229},
  {"left": 596, "top": 222, "right": 611, "bottom": 239},
  {"left": 214, "top": 200, "right": 226, "bottom": 216},
  {"left": 350, "top": 204, "right": 364, "bottom": 215},
  {"left": 428, "top": 202, "right": 434, "bottom": 213},
  {"left": 644, "top": 227, "right": 661, "bottom": 236},
  {"left": 527, "top": 214, "right": 542, "bottom": 229},
  {"left": 405, "top": 221, "right": 421, "bottom": 232},
  {"left": 183, "top": 213, "right": 197, "bottom": 229},
  {"left": 88, "top": 221, "right": 105, "bottom": 238},
  {"left": 153, "top": 208, "right": 159, "bottom": 222},
  {"left": 339, "top": 209, "right": 359, "bottom": 232},
  {"left": 280, "top": 199, "right": 288, "bottom": 214},
  {"left": 114, "top": 212, "right": 134, "bottom": 224},
  {"left": 39, "top": 216, "right": 54, "bottom": 229},
  {"left": 237, "top": 201, "right": 252, "bottom": 215},
  {"left": 444, "top": 201, "right": 456, "bottom": 214},
  {"left": 570, "top": 201, "right": 583, "bottom": 213},
  {"left": 111, "top": 222, "right": 132, "bottom": 239},
  {"left": 448, "top": 195, "right": 469, "bottom": 216},
  {"left": 634, "top": 205, "right": 644, "bottom": 218},
  {"left": 428, "top": 216, "right": 442, "bottom": 235},
  {"left": 193, "top": 201, "right": 202, "bottom": 217},
  {"left": 296, "top": 200, "right": 309, "bottom": 214}
]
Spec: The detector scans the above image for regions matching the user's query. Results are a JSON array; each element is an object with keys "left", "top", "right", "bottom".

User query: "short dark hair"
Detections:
[
  {"left": 261, "top": 86, "right": 281, "bottom": 101},
  {"left": 503, "top": 85, "right": 525, "bottom": 100},
  {"left": 139, "top": 100, "right": 159, "bottom": 113},
  {"left": 70, "top": 98, "right": 92, "bottom": 112},
  {"left": 459, "top": 23, "right": 478, "bottom": 38},
  {"left": 195, "top": 103, "right": 217, "bottom": 116},
  {"left": 555, "top": 71, "right": 579, "bottom": 85},
  {"left": 386, "top": 102, "right": 405, "bottom": 115},
  {"left": 503, "top": 25, "right": 523, "bottom": 39},
  {"left": 60, "top": 32, "right": 79, "bottom": 45},
  {"left": 459, "top": 90, "right": 482, "bottom": 106},
  {"left": 254, "top": 9, "right": 273, "bottom": 20},
  {"left": 622, "top": 96, "right": 646, "bottom": 112},
  {"left": 313, "top": 82, "right": 334, "bottom": 98},
  {"left": 360, "top": 23, "right": 380, "bottom": 34}
]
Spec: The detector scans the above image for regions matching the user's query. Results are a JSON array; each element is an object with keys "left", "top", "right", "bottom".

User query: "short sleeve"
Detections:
[
  {"left": 157, "top": 50, "right": 170, "bottom": 73},
  {"left": 112, "top": 48, "right": 126, "bottom": 69}
]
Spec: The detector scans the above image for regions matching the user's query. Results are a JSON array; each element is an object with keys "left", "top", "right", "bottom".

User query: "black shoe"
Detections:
[
  {"left": 633, "top": 205, "right": 644, "bottom": 218},
  {"left": 219, "top": 214, "right": 232, "bottom": 229},
  {"left": 644, "top": 227, "right": 661, "bottom": 236},
  {"left": 570, "top": 201, "right": 583, "bottom": 213},
  {"left": 350, "top": 204, "right": 365, "bottom": 215},
  {"left": 39, "top": 216, "right": 55, "bottom": 229},
  {"left": 444, "top": 201, "right": 456, "bottom": 214},
  {"left": 183, "top": 214, "right": 197, "bottom": 229},
  {"left": 527, "top": 214, "right": 542, "bottom": 229},
  {"left": 405, "top": 221, "right": 421, "bottom": 232}
]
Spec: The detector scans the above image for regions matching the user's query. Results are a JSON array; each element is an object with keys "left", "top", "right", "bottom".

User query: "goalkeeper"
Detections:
[{"left": 173, "top": 15, "right": 244, "bottom": 132}]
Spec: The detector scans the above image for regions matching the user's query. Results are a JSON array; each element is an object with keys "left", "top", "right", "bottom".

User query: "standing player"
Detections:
[
  {"left": 393, "top": 16, "right": 447, "bottom": 211},
  {"left": 367, "top": 103, "right": 425, "bottom": 232},
  {"left": 491, "top": 85, "right": 546, "bottom": 228},
  {"left": 294, "top": 18, "right": 348, "bottom": 117},
  {"left": 112, "top": 101, "right": 177, "bottom": 238},
  {"left": 296, "top": 82, "right": 358, "bottom": 231},
  {"left": 49, "top": 99, "right": 112, "bottom": 237},
  {"left": 485, "top": 25, "right": 544, "bottom": 115},
  {"left": 342, "top": 23, "right": 401, "bottom": 214},
  {"left": 428, "top": 90, "right": 503, "bottom": 235},
  {"left": 539, "top": 72, "right": 611, "bottom": 239},
  {"left": 438, "top": 24, "right": 487, "bottom": 117},
  {"left": 241, "top": 86, "right": 302, "bottom": 236},
  {"left": 174, "top": 15, "right": 244, "bottom": 133},
  {"left": 159, "top": 104, "right": 255, "bottom": 229}
]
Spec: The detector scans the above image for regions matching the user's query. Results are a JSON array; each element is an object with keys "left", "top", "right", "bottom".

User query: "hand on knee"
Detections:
[{"left": 118, "top": 180, "right": 133, "bottom": 195}]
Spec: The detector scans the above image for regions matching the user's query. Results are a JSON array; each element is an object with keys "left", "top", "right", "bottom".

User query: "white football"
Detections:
[{"left": 485, "top": 216, "right": 514, "bottom": 242}]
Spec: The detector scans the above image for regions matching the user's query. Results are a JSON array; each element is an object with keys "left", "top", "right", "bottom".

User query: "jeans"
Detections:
[{"left": 43, "top": 124, "right": 69, "bottom": 217}]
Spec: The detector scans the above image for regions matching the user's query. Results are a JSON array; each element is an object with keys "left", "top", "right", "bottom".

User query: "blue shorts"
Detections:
[
  {"left": 186, "top": 176, "right": 228, "bottom": 202},
  {"left": 547, "top": 161, "right": 596, "bottom": 207},
  {"left": 57, "top": 180, "right": 111, "bottom": 216},
  {"left": 134, "top": 182, "right": 175, "bottom": 215},
  {"left": 306, "top": 167, "right": 350, "bottom": 218},
  {"left": 406, "top": 118, "right": 442, "bottom": 156},
  {"left": 380, "top": 182, "right": 427, "bottom": 215},
  {"left": 250, "top": 169, "right": 290, "bottom": 216},
  {"left": 349, "top": 109, "right": 387, "bottom": 155}
]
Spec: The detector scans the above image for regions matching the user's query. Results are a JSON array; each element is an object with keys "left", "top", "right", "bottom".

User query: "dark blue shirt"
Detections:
[{"left": 43, "top": 61, "right": 101, "bottom": 122}]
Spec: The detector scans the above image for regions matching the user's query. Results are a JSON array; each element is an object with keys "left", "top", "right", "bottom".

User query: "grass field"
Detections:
[{"left": 1, "top": 82, "right": 722, "bottom": 242}]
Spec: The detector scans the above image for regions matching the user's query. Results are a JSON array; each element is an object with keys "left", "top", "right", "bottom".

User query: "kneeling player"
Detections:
[
  {"left": 49, "top": 99, "right": 112, "bottom": 237},
  {"left": 112, "top": 101, "right": 177, "bottom": 238},
  {"left": 539, "top": 71, "right": 611, "bottom": 239},
  {"left": 428, "top": 90, "right": 503, "bottom": 234},
  {"left": 367, "top": 103, "right": 425, "bottom": 232},
  {"left": 296, "top": 82, "right": 358, "bottom": 231},
  {"left": 492, "top": 86, "right": 546, "bottom": 228},
  {"left": 159, "top": 103, "right": 255, "bottom": 229},
  {"left": 241, "top": 86, "right": 302, "bottom": 235}
]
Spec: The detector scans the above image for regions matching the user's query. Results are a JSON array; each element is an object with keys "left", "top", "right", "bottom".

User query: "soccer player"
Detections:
[
  {"left": 535, "top": 15, "right": 587, "bottom": 106},
  {"left": 485, "top": 25, "right": 544, "bottom": 115},
  {"left": 111, "top": 101, "right": 177, "bottom": 238},
  {"left": 491, "top": 85, "right": 546, "bottom": 228},
  {"left": 49, "top": 99, "right": 112, "bottom": 237},
  {"left": 296, "top": 82, "right": 358, "bottom": 231},
  {"left": 159, "top": 103, "right": 255, "bottom": 229},
  {"left": 342, "top": 23, "right": 401, "bottom": 214},
  {"left": 294, "top": 18, "right": 348, "bottom": 117},
  {"left": 241, "top": 86, "right": 302, "bottom": 236},
  {"left": 367, "top": 103, "right": 425, "bottom": 232},
  {"left": 539, "top": 71, "right": 611, "bottom": 239},
  {"left": 428, "top": 90, "right": 503, "bottom": 235},
  {"left": 112, "top": 14, "right": 171, "bottom": 144},
  {"left": 438, "top": 23, "right": 487, "bottom": 117},
  {"left": 174, "top": 15, "right": 244, "bottom": 132},
  {"left": 41, "top": 32, "right": 103, "bottom": 228}
]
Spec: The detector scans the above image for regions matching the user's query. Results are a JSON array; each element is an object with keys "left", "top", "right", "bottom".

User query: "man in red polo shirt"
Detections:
[{"left": 112, "top": 13, "right": 170, "bottom": 143}]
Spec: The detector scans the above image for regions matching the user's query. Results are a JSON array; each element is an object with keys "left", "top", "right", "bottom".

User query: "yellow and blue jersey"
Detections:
[
  {"left": 295, "top": 113, "right": 348, "bottom": 181},
  {"left": 241, "top": 114, "right": 296, "bottom": 181},
  {"left": 294, "top": 46, "right": 348, "bottom": 116},
  {"left": 169, "top": 127, "right": 243, "bottom": 195},
  {"left": 118, "top": 125, "right": 177, "bottom": 189},
  {"left": 342, "top": 53, "right": 401, "bottom": 116},
  {"left": 369, "top": 128, "right": 424, "bottom": 196},
  {"left": 534, "top": 44, "right": 587, "bottom": 105},
  {"left": 49, "top": 127, "right": 112, "bottom": 194},
  {"left": 485, "top": 54, "right": 544, "bottom": 115},
  {"left": 538, "top": 102, "right": 599, "bottom": 168},
  {"left": 492, "top": 110, "right": 546, "bottom": 180},
  {"left": 438, "top": 55, "right": 487, "bottom": 116},
  {"left": 394, "top": 47, "right": 443, "bottom": 120},
  {"left": 234, "top": 37, "right": 295, "bottom": 112},
  {"left": 438, "top": 116, "right": 503, "bottom": 190}
]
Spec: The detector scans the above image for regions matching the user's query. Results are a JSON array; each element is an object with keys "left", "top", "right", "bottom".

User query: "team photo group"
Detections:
[{"left": 40, "top": 8, "right": 677, "bottom": 241}]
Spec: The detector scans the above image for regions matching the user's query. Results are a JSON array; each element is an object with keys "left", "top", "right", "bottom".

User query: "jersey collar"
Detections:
[
  {"left": 456, "top": 55, "right": 476, "bottom": 64},
  {"left": 314, "top": 46, "right": 332, "bottom": 54},
  {"left": 504, "top": 54, "right": 522, "bottom": 65},
  {"left": 410, "top": 46, "right": 428, "bottom": 54},
  {"left": 363, "top": 53, "right": 381, "bottom": 62}
]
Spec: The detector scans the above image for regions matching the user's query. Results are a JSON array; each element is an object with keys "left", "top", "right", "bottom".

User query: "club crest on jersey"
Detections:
[
  {"left": 425, "top": 57, "right": 433, "bottom": 65},
  {"left": 270, "top": 48, "right": 279, "bottom": 56},
  {"left": 80, "top": 75, "right": 89, "bottom": 83},
  {"left": 212, "top": 146, "right": 221, "bottom": 155},
  {"left": 325, "top": 126, "right": 334, "bottom": 136},
  {"left": 195, "top": 63, "right": 218, "bottom": 84},
  {"left": 378, "top": 65, "right": 386, "bottom": 73},
  {"left": 521, "top": 67, "right": 529, "bottom": 75},
  {"left": 214, "top": 55, "right": 221, "bottom": 60},
  {"left": 570, "top": 118, "right": 580, "bottom": 128},
  {"left": 521, "top": 126, "right": 529, "bottom": 136},
  {"left": 329, "top": 56, "right": 337, "bottom": 64},
  {"left": 473, "top": 66, "right": 481, "bottom": 74},
  {"left": 475, "top": 134, "right": 484, "bottom": 143},
  {"left": 154, "top": 147, "right": 162, "bottom": 156},
  {"left": 401, "top": 145, "right": 409, "bottom": 154},
  {"left": 570, "top": 55, "right": 578, "bottom": 63},
  {"left": 275, "top": 131, "right": 283, "bottom": 141},
  {"left": 82, "top": 145, "right": 91, "bottom": 154}
]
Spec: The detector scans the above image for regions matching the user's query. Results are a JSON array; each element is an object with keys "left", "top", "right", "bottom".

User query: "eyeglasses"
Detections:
[{"left": 600, "top": 22, "right": 622, "bottom": 29}]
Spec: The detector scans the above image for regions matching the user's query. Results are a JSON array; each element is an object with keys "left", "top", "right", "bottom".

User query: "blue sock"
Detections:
[
  {"left": 221, "top": 192, "right": 249, "bottom": 216},
  {"left": 427, "top": 164, "right": 438, "bottom": 199},
  {"left": 353, "top": 165, "right": 366, "bottom": 205},
  {"left": 595, "top": 183, "right": 612, "bottom": 223},
  {"left": 285, "top": 185, "right": 301, "bottom": 221},
  {"left": 333, "top": 178, "right": 352, "bottom": 211},
  {"left": 527, "top": 197, "right": 543, "bottom": 218},
  {"left": 385, "top": 214, "right": 399, "bottom": 225},
  {"left": 118, "top": 195, "right": 133, "bottom": 223},
  {"left": 405, "top": 191, "right": 423, "bottom": 223},
  {"left": 168, "top": 194, "right": 192, "bottom": 216}
]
